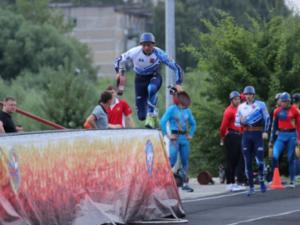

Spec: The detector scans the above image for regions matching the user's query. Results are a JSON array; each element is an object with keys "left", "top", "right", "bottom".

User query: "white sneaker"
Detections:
[
  {"left": 231, "top": 184, "right": 246, "bottom": 192},
  {"left": 286, "top": 182, "right": 296, "bottom": 188},
  {"left": 226, "top": 184, "right": 233, "bottom": 191}
]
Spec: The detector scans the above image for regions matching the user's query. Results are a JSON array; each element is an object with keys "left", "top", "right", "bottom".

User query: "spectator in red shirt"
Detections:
[
  {"left": 220, "top": 91, "right": 245, "bottom": 192},
  {"left": 106, "top": 86, "right": 135, "bottom": 128}
]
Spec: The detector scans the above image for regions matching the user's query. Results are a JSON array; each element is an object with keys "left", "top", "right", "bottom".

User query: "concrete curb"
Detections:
[{"left": 179, "top": 178, "right": 228, "bottom": 201}]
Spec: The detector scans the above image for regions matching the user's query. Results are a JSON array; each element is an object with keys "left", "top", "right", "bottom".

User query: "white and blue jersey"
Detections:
[
  {"left": 235, "top": 100, "right": 270, "bottom": 132},
  {"left": 160, "top": 105, "right": 196, "bottom": 137},
  {"left": 114, "top": 46, "right": 183, "bottom": 84}
]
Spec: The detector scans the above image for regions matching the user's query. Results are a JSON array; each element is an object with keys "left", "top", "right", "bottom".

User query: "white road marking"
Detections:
[
  {"left": 182, "top": 191, "right": 247, "bottom": 203},
  {"left": 226, "top": 209, "right": 300, "bottom": 225}
]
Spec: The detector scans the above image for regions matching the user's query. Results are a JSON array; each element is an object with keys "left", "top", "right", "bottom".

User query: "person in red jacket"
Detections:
[
  {"left": 269, "top": 92, "right": 300, "bottom": 187},
  {"left": 220, "top": 91, "right": 245, "bottom": 192}
]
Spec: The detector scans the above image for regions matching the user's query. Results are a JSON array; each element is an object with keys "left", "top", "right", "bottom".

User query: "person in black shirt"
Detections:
[{"left": 0, "top": 97, "right": 18, "bottom": 133}]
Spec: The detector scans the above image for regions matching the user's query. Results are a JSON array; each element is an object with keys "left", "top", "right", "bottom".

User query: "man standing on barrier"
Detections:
[
  {"left": 235, "top": 86, "right": 270, "bottom": 196},
  {"left": 160, "top": 89, "right": 196, "bottom": 192},
  {"left": 220, "top": 91, "right": 246, "bottom": 192},
  {"left": 114, "top": 32, "right": 184, "bottom": 129},
  {"left": 269, "top": 92, "right": 300, "bottom": 188}
]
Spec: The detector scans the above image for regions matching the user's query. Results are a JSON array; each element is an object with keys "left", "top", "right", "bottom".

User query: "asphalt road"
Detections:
[
  {"left": 180, "top": 186, "right": 300, "bottom": 225},
  {"left": 129, "top": 186, "right": 300, "bottom": 225}
]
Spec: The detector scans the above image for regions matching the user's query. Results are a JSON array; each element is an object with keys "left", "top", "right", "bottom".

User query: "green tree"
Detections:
[
  {"left": 0, "top": 5, "right": 98, "bottom": 130},
  {"left": 41, "top": 67, "right": 98, "bottom": 128},
  {"left": 0, "top": 8, "right": 96, "bottom": 80},
  {"left": 152, "top": 0, "right": 289, "bottom": 70},
  {"left": 186, "top": 14, "right": 300, "bottom": 175}
]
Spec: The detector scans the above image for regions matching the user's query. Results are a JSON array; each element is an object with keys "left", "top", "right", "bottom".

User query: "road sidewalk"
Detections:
[
  {"left": 179, "top": 176, "right": 300, "bottom": 201},
  {"left": 179, "top": 178, "right": 228, "bottom": 200}
]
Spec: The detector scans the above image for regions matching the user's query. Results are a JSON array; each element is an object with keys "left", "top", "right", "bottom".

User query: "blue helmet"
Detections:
[
  {"left": 292, "top": 93, "right": 300, "bottom": 103},
  {"left": 139, "top": 32, "right": 155, "bottom": 44},
  {"left": 279, "top": 92, "right": 291, "bottom": 102},
  {"left": 229, "top": 91, "right": 240, "bottom": 100},
  {"left": 243, "top": 86, "right": 255, "bottom": 94}
]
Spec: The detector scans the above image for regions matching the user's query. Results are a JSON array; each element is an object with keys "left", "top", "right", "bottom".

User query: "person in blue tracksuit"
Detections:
[
  {"left": 114, "top": 32, "right": 184, "bottom": 129},
  {"left": 160, "top": 91, "right": 196, "bottom": 192},
  {"left": 235, "top": 86, "right": 270, "bottom": 196},
  {"left": 269, "top": 92, "right": 300, "bottom": 188}
]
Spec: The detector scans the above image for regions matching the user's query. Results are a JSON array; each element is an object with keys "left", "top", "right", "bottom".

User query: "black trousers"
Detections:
[{"left": 224, "top": 132, "right": 245, "bottom": 184}]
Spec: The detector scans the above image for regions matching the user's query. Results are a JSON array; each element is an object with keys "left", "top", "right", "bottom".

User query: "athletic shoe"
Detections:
[
  {"left": 231, "top": 184, "right": 246, "bottom": 192},
  {"left": 286, "top": 182, "right": 296, "bottom": 188},
  {"left": 145, "top": 115, "right": 156, "bottom": 129},
  {"left": 247, "top": 187, "right": 255, "bottom": 196},
  {"left": 260, "top": 182, "right": 267, "bottom": 193},
  {"left": 226, "top": 184, "right": 233, "bottom": 191},
  {"left": 182, "top": 184, "right": 194, "bottom": 192}
]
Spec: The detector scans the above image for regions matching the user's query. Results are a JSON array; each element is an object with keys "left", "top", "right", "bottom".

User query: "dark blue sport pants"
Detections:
[
  {"left": 242, "top": 131, "right": 265, "bottom": 188},
  {"left": 134, "top": 74, "right": 162, "bottom": 121}
]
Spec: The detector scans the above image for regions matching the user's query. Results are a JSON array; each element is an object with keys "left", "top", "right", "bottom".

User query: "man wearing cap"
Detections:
[
  {"left": 220, "top": 91, "right": 245, "bottom": 192},
  {"left": 235, "top": 86, "right": 270, "bottom": 196},
  {"left": 269, "top": 92, "right": 300, "bottom": 188},
  {"left": 160, "top": 91, "right": 196, "bottom": 192},
  {"left": 114, "top": 32, "right": 184, "bottom": 129}
]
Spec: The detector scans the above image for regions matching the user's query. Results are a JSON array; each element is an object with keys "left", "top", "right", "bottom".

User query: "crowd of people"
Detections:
[
  {"left": 220, "top": 87, "right": 300, "bottom": 196},
  {"left": 1, "top": 32, "right": 299, "bottom": 196}
]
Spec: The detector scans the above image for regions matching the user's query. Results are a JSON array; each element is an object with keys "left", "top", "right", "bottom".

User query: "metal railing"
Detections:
[{"left": 0, "top": 102, "right": 65, "bottom": 130}]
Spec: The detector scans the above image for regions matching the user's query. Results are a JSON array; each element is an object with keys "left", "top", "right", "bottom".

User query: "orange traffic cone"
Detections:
[{"left": 269, "top": 168, "right": 285, "bottom": 190}]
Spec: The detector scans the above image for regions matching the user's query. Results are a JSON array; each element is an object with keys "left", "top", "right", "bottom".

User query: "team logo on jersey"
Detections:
[
  {"left": 138, "top": 58, "right": 144, "bottom": 62},
  {"left": 145, "top": 140, "right": 154, "bottom": 176},
  {"left": 150, "top": 58, "right": 155, "bottom": 63}
]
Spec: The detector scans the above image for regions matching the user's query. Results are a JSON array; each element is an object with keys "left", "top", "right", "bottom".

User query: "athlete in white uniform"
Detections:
[
  {"left": 235, "top": 86, "right": 270, "bottom": 196},
  {"left": 114, "top": 32, "right": 183, "bottom": 128}
]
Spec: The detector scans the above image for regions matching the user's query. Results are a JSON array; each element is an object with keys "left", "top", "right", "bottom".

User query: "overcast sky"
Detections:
[{"left": 285, "top": 0, "right": 300, "bottom": 10}]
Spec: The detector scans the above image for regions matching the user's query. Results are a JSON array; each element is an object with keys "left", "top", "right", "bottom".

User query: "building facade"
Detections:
[{"left": 51, "top": 3, "right": 152, "bottom": 76}]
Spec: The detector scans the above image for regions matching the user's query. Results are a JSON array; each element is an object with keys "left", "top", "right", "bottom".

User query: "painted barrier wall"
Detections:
[{"left": 0, "top": 129, "right": 184, "bottom": 225}]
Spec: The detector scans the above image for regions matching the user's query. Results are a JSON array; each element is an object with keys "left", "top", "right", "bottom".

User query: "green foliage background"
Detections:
[{"left": 1, "top": 0, "right": 300, "bottom": 176}]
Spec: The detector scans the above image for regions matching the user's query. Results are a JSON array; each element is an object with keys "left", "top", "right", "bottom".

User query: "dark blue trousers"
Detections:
[
  {"left": 134, "top": 74, "right": 162, "bottom": 121},
  {"left": 242, "top": 131, "right": 265, "bottom": 188}
]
